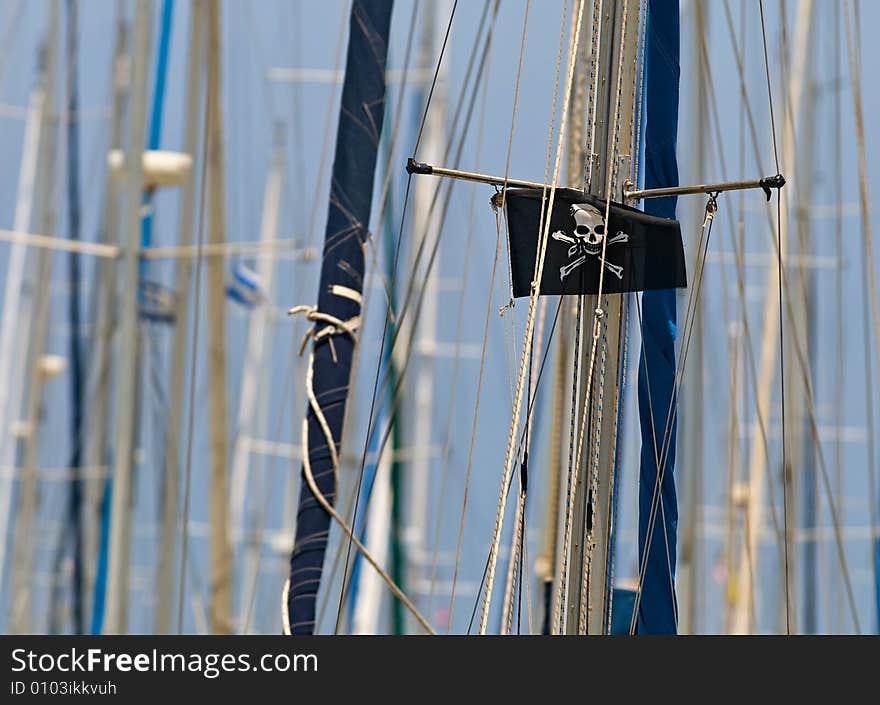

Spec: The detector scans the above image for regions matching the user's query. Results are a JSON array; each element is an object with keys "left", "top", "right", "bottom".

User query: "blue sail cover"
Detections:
[
  {"left": 285, "top": 0, "right": 393, "bottom": 635},
  {"left": 636, "top": 0, "right": 680, "bottom": 634}
]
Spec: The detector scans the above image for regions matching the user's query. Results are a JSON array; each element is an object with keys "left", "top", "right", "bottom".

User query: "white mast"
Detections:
[
  {"left": 786, "top": 12, "right": 819, "bottom": 634},
  {"left": 0, "top": 43, "right": 48, "bottom": 599},
  {"left": 407, "top": 0, "right": 449, "bottom": 612},
  {"left": 677, "top": 0, "right": 708, "bottom": 635},
  {"left": 10, "top": 5, "right": 58, "bottom": 634},
  {"left": 104, "top": 0, "right": 152, "bottom": 635},
  {"left": 7, "top": 4, "right": 60, "bottom": 635},
  {"left": 731, "top": 0, "right": 814, "bottom": 635},
  {"left": 352, "top": 446, "right": 392, "bottom": 634}
]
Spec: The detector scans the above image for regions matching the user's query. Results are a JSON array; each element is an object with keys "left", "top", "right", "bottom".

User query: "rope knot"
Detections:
[{"left": 287, "top": 304, "right": 361, "bottom": 363}]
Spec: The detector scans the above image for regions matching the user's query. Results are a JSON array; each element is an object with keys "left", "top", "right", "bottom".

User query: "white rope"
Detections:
[
  {"left": 281, "top": 579, "right": 291, "bottom": 635},
  {"left": 500, "top": 488, "right": 526, "bottom": 634},
  {"left": 478, "top": 0, "right": 587, "bottom": 635},
  {"left": 553, "top": 0, "right": 604, "bottom": 634},
  {"left": 285, "top": 299, "right": 434, "bottom": 634}
]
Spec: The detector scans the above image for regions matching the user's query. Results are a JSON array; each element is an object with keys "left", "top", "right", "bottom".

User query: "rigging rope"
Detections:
[
  {"left": 758, "top": 0, "right": 792, "bottom": 636},
  {"left": 629, "top": 194, "right": 718, "bottom": 633},
  {"left": 295, "top": 1, "right": 421, "bottom": 632},
  {"left": 575, "top": 0, "right": 633, "bottom": 635},
  {"left": 447, "top": 204, "right": 506, "bottom": 631},
  {"left": 283, "top": 344, "right": 434, "bottom": 634},
  {"left": 479, "top": 0, "right": 587, "bottom": 636},
  {"left": 331, "top": 0, "right": 503, "bottom": 628},
  {"left": 425, "top": 60, "right": 492, "bottom": 611},
  {"left": 176, "top": 10, "right": 214, "bottom": 631},
  {"left": 332, "top": 0, "right": 460, "bottom": 631}
]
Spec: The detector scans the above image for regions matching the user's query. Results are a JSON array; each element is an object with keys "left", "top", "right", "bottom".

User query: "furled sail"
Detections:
[
  {"left": 636, "top": 0, "right": 681, "bottom": 634},
  {"left": 284, "top": 0, "right": 394, "bottom": 635}
]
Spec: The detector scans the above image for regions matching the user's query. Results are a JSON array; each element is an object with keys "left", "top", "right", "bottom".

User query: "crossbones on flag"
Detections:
[{"left": 500, "top": 187, "right": 687, "bottom": 297}]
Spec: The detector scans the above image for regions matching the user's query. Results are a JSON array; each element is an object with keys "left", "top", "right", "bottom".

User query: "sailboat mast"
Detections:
[
  {"left": 564, "top": 0, "right": 641, "bottom": 635},
  {"left": 104, "top": 0, "right": 152, "bottom": 635},
  {"left": 537, "top": 0, "right": 590, "bottom": 634},
  {"left": 677, "top": 0, "right": 708, "bottom": 636},
  {"left": 0, "top": 37, "right": 48, "bottom": 604},
  {"left": 85, "top": 3, "right": 127, "bottom": 635},
  {"left": 61, "top": 0, "right": 85, "bottom": 635},
  {"left": 789, "top": 19, "right": 818, "bottom": 634},
  {"left": 8, "top": 4, "right": 61, "bottom": 634},
  {"left": 407, "top": 0, "right": 449, "bottom": 624},
  {"left": 732, "top": 0, "right": 814, "bottom": 634},
  {"left": 156, "top": 0, "right": 205, "bottom": 634},
  {"left": 205, "top": 0, "right": 233, "bottom": 634}
]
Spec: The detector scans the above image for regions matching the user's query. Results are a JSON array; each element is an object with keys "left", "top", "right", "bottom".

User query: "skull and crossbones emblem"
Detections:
[{"left": 551, "top": 203, "right": 629, "bottom": 281}]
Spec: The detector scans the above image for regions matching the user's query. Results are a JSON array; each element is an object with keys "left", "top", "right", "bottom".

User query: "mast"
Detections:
[
  {"left": 407, "top": 0, "right": 449, "bottom": 626},
  {"left": 349, "top": 110, "right": 402, "bottom": 634},
  {"left": 231, "top": 122, "right": 285, "bottom": 632},
  {"left": 104, "top": 0, "right": 152, "bottom": 635},
  {"left": 677, "top": 0, "right": 708, "bottom": 636},
  {"left": 156, "top": 0, "right": 204, "bottom": 635},
  {"left": 790, "top": 18, "right": 818, "bottom": 634},
  {"left": 564, "top": 0, "right": 642, "bottom": 635},
  {"left": 0, "top": 39, "right": 48, "bottom": 602},
  {"left": 205, "top": 0, "right": 233, "bottom": 634},
  {"left": 732, "top": 0, "right": 814, "bottom": 635},
  {"left": 8, "top": 2, "right": 61, "bottom": 635},
  {"left": 537, "top": 0, "right": 589, "bottom": 634},
  {"left": 59, "top": 0, "right": 85, "bottom": 634},
  {"left": 85, "top": 3, "right": 127, "bottom": 634}
]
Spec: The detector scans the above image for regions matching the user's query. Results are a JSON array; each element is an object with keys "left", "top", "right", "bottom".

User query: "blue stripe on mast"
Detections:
[
  {"left": 140, "top": 0, "right": 174, "bottom": 267},
  {"left": 636, "top": 0, "right": 681, "bottom": 634},
  {"left": 91, "top": 0, "right": 174, "bottom": 634}
]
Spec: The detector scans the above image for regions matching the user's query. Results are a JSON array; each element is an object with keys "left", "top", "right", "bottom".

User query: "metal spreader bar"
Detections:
[
  {"left": 623, "top": 173, "right": 786, "bottom": 203},
  {"left": 405, "top": 158, "right": 549, "bottom": 191},
  {"left": 405, "top": 157, "right": 786, "bottom": 203}
]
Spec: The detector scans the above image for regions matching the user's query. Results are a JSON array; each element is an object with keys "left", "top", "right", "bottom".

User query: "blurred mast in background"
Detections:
[
  {"left": 205, "top": 0, "right": 233, "bottom": 635},
  {"left": 156, "top": 0, "right": 205, "bottom": 635},
  {"left": 104, "top": 0, "right": 152, "bottom": 635},
  {"left": 406, "top": 0, "right": 449, "bottom": 630},
  {"left": 7, "top": 3, "right": 60, "bottom": 635},
  {"left": 677, "top": 0, "right": 708, "bottom": 636},
  {"left": 731, "top": 0, "right": 814, "bottom": 635},
  {"left": 86, "top": 2, "right": 127, "bottom": 635},
  {"left": 0, "top": 31, "right": 49, "bottom": 611}
]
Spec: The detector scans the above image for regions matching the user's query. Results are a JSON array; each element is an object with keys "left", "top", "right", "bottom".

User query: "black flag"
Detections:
[{"left": 501, "top": 187, "right": 686, "bottom": 297}]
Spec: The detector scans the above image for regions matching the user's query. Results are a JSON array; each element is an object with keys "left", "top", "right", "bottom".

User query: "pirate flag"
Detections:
[{"left": 501, "top": 187, "right": 687, "bottom": 297}]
